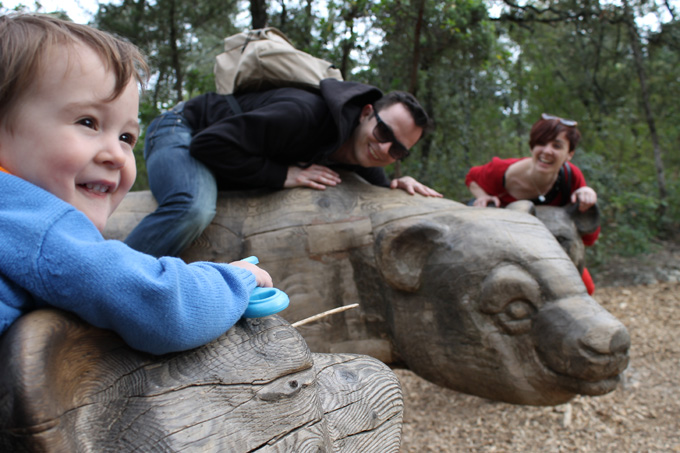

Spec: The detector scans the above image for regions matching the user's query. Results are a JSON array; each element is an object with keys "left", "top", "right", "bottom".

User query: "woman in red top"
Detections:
[
  {"left": 466, "top": 113, "right": 597, "bottom": 213},
  {"left": 465, "top": 113, "right": 599, "bottom": 293}
]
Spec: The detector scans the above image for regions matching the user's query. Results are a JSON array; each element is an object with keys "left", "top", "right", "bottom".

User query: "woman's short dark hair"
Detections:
[{"left": 529, "top": 117, "right": 582, "bottom": 152}]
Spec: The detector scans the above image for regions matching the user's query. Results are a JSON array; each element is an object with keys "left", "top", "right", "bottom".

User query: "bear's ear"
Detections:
[
  {"left": 375, "top": 219, "right": 448, "bottom": 292},
  {"left": 506, "top": 200, "right": 536, "bottom": 216},
  {"left": 566, "top": 202, "right": 600, "bottom": 235}
]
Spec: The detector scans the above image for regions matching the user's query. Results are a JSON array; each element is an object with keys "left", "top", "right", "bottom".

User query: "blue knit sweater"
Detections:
[{"left": 0, "top": 172, "right": 256, "bottom": 354}]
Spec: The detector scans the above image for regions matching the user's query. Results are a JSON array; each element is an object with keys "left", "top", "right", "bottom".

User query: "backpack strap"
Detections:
[
  {"left": 561, "top": 162, "right": 572, "bottom": 205},
  {"left": 225, "top": 94, "right": 242, "bottom": 114}
]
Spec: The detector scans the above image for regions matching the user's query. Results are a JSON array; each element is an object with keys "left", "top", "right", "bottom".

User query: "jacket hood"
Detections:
[{"left": 319, "top": 79, "right": 383, "bottom": 145}]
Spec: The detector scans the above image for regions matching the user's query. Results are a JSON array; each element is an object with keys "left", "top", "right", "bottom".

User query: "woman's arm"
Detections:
[
  {"left": 567, "top": 163, "right": 600, "bottom": 244},
  {"left": 468, "top": 181, "right": 500, "bottom": 207},
  {"left": 465, "top": 158, "right": 517, "bottom": 207}
]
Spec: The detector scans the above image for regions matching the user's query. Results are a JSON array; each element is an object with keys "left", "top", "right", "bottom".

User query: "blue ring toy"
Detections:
[
  {"left": 241, "top": 256, "right": 290, "bottom": 318},
  {"left": 243, "top": 287, "right": 290, "bottom": 318}
]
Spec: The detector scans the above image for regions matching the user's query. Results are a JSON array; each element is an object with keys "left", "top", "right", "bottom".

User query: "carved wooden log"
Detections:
[
  {"left": 104, "top": 172, "right": 630, "bottom": 406},
  {"left": 0, "top": 309, "right": 402, "bottom": 452}
]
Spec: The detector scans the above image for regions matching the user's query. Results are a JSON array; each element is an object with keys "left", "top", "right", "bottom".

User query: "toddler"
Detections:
[{"left": 0, "top": 13, "right": 272, "bottom": 354}]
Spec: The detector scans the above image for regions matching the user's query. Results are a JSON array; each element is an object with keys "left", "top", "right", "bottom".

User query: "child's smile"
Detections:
[{"left": 80, "top": 183, "right": 115, "bottom": 194}]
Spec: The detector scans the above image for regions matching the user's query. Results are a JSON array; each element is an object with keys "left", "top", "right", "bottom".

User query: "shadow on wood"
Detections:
[{"left": 0, "top": 309, "right": 402, "bottom": 452}]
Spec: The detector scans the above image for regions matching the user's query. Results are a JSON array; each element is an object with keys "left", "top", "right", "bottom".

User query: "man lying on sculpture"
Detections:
[
  {"left": 0, "top": 13, "right": 272, "bottom": 355},
  {"left": 465, "top": 113, "right": 600, "bottom": 293},
  {"left": 124, "top": 74, "right": 443, "bottom": 258}
]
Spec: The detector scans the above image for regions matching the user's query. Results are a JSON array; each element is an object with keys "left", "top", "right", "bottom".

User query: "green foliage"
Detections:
[
  {"left": 94, "top": 0, "right": 238, "bottom": 107},
  {"left": 0, "top": 1, "right": 72, "bottom": 19},
  {"left": 574, "top": 149, "right": 676, "bottom": 271},
  {"left": 590, "top": 189, "right": 661, "bottom": 269}
]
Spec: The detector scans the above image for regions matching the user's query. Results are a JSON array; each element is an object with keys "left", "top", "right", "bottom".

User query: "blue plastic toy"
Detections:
[{"left": 241, "top": 256, "right": 290, "bottom": 318}]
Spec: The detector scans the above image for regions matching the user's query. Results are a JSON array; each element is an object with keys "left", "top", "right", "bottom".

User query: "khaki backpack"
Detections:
[{"left": 214, "top": 27, "right": 343, "bottom": 95}]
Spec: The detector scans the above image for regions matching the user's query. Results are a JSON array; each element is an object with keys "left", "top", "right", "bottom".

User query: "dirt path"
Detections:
[{"left": 396, "top": 253, "right": 680, "bottom": 451}]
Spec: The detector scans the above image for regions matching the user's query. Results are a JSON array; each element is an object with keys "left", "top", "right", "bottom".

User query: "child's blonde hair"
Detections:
[{"left": 0, "top": 13, "right": 149, "bottom": 130}]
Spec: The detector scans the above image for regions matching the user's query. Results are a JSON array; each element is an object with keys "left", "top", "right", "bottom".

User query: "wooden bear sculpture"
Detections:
[{"left": 103, "top": 172, "right": 629, "bottom": 406}]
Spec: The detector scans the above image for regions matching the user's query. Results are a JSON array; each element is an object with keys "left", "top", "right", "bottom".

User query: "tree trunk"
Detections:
[
  {"left": 415, "top": 79, "right": 435, "bottom": 180},
  {"left": 339, "top": 7, "right": 359, "bottom": 80},
  {"left": 397, "top": 0, "right": 426, "bottom": 180},
  {"left": 516, "top": 50, "right": 524, "bottom": 155},
  {"left": 169, "top": 0, "right": 183, "bottom": 103},
  {"left": 250, "top": 0, "right": 268, "bottom": 29},
  {"left": 623, "top": 0, "right": 668, "bottom": 212},
  {"left": 408, "top": 0, "right": 425, "bottom": 95}
]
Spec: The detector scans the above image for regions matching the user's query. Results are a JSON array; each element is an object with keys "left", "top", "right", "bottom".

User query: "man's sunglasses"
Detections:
[
  {"left": 542, "top": 113, "right": 578, "bottom": 127},
  {"left": 373, "top": 110, "right": 410, "bottom": 161}
]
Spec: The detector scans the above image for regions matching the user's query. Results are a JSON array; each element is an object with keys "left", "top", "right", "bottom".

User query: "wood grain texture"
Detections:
[
  {"left": 314, "top": 353, "right": 403, "bottom": 452},
  {"left": 0, "top": 309, "right": 403, "bottom": 452}
]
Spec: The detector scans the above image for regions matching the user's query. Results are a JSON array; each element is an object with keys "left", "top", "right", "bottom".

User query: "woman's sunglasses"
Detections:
[
  {"left": 373, "top": 111, "right": 410, "bottom": 161},
  {"left": 542, "top": 113, "right": 578, "bottom": 127}
]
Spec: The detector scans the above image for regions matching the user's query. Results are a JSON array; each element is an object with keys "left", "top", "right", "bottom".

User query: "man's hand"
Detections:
[
  {"left": 571, "top": 186, "right": 597, "bottom": 211},
  {"left": 284, "top": 164, "right": 342, "bottom": 190},
  {"left": 390, "top": 176, "right": 443, "bottom": 197}
]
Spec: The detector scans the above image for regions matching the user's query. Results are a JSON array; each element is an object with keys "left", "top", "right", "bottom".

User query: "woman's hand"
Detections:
[
  {"left": 230, "top": 261, "right": 273, "bottom": 288},
  {"left": 467, "top": 181, "right": 499, "bottom": 207},
  {"left": 284, "top": 164, "right": 341, "bottom": 190},
  {"left": 390, "top": 176, "right": 443, "bottom": 197},
  {"left": 472, "top": 195, "right": 501, "bottom": 207},
  {"left": 571, "top": 186, "right": 597, "bottom": 211}
]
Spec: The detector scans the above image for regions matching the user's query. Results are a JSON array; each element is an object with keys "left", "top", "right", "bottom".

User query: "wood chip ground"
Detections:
[{"left": 397, "top": 263, "right": 680, "bottom": 452}]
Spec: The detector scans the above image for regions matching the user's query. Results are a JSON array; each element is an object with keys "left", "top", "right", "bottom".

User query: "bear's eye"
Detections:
[
  {"left": 495, "top": 299, "right": 536, "bottom": 335},
  {"left": 479, "top": 264, "right": 543, "bottom": 336}
]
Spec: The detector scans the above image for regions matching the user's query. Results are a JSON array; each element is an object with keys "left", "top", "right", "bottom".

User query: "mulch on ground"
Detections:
[{"left": 397, "top": 279, "right": 680, "bottom": 452}]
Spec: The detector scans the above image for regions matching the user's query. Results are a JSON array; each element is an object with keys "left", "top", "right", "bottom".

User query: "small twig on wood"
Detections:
[{"left": 292, "top": 304, "right": 360, "bottom": 327}]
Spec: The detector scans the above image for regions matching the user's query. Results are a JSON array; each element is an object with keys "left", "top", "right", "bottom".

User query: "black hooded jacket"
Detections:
[{"left": 183, "top": 79, "right": 388, "bottom": 190}]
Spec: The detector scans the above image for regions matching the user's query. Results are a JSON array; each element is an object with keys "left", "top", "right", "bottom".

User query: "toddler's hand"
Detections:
[{"left": 230, "top": 261, "right": 273, "bottom": 288}]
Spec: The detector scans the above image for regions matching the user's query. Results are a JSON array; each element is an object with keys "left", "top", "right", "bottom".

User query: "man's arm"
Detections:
[{"left": 189, "top": 95, "right": 330, "bottom": 190}]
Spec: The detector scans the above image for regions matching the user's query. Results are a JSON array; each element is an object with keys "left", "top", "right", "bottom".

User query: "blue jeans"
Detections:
[{"left": 124, "top": 105, "right": 217, "bottom": 258}]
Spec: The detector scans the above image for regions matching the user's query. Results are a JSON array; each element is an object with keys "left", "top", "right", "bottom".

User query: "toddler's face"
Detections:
[{"left": 0, "top": 43, "right": 139, "bottom": 232}]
